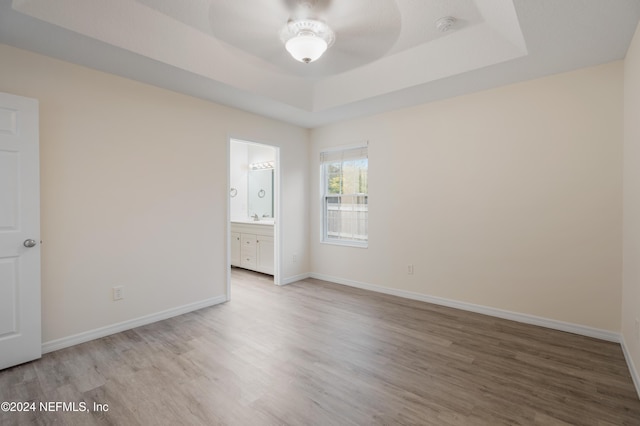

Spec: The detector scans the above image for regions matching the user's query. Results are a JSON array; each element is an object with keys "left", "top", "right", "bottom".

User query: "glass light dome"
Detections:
[
  {"left": 280, "top": 19, "right": 335, "bottom": 64},
  {"left": 285, "top": 32, "right": 328, "bottom": 63}
]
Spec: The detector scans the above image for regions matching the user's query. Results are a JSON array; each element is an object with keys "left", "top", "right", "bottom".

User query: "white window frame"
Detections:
[{"left": 320, "top": 144, "right": 368, "bottom": 248}]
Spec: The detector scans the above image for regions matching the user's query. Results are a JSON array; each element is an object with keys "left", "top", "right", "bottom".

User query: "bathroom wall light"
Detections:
[
  {"left": 250, "top": 161, "right": 275, "bottom": 170},
  {"left": 280, "top": 19, "right": 335, "bottom": 64}
]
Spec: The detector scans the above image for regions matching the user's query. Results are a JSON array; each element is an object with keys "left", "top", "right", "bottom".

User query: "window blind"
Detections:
[{"left": 320, "top": 145, "right": 368, "bottom": 164}]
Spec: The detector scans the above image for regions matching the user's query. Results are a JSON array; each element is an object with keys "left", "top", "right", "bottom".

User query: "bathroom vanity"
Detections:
[{"left": 231, "top": 221, "right": 274, "bottom": 275}]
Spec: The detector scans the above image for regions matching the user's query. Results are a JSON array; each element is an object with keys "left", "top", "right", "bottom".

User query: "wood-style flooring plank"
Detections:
[{"left": 1, "top": 268, "right": 639, "bottom": 425}]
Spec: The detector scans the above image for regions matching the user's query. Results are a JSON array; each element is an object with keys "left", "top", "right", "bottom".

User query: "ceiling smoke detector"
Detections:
[
  {"left": 435, "top": 16, "right": 456, "bottom": 33},
  {"left": 280, "top": 19, "right": 335, "bottom": 64}
]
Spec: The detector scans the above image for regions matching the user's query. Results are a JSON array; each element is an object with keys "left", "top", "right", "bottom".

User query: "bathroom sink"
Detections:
[{"left": 232, "top": 218, "right": 275, "bottom": 225}]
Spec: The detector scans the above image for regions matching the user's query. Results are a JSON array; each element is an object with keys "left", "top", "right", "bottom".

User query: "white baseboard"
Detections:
[
  {"left": 41, "top": 295, "right": 227, "bottom": 354},
  {"left": 309, "top": 272, "right": 620, "bottom": 343},
  {"left": 280, "top": 273, "right": 311, "bottom": 286},
  {"left": 621, "top": 337, "right": 640, "bottom": 399}
]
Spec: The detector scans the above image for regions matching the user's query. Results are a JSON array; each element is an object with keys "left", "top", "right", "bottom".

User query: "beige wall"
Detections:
[
  {"left": 623, "top": 22, "right": 640, "bottom": 388},
  {"left": 0, "top": 40, "right": 630, "bottom": 356},
  {"left": 0, "top": 44, "right": 309, "bottom": 343},
  {"left": 311, "top": 61, "right": 623, "bottom": 331}
]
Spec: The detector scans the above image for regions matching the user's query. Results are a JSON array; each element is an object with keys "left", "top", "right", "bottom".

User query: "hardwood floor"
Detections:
[{"left": 1, "top": 268, "right": 639, "bottom": 425}]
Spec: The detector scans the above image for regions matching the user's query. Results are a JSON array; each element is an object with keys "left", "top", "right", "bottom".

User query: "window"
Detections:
[{"left": 321, "top": 145, "right": 368, "bottom": 247}]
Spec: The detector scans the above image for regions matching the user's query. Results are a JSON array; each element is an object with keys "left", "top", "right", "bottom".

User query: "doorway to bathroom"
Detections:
[{"left": 228, "top": 138, "right": 280, "bottom": 294}]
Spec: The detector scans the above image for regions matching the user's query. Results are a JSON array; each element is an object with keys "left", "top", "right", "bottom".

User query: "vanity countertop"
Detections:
[
  {"left": 231, "top": 220, "right": 274, "bottom": 237},
  {"left": 231, "top": 219, "right": 275, "bottom": 226}
]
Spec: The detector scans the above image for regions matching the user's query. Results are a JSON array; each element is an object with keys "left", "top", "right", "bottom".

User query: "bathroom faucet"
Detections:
[{"left": 252, "top": 213, "right": 259, "bottom": 221}]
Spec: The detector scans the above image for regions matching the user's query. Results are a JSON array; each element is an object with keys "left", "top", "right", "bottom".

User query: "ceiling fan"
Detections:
[{"left": 207, "top": 0, "right": 401, "bottom": 75}]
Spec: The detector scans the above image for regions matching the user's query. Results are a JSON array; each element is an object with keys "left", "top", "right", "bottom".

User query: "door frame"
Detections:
[{"left": 226, "top": 137, "right": 281, "bottom": 300}]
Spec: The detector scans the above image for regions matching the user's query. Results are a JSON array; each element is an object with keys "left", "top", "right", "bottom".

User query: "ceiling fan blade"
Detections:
[
  {"left": 278, "top": 0, "right": 335, "bottom": 21},
  {"left": 280, "top": 0, "right": 299, "bottom": 11}
]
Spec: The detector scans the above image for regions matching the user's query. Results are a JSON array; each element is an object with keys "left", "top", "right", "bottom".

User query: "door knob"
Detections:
[{"left": 23, "top": 239, "right": 37, "bottom": 248}]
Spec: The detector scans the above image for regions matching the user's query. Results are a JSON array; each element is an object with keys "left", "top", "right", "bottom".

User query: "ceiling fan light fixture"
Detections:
[
  {"left": 285, "top": 32, "right": 328, "bottom": 63},
  {"left": 280, "top": 19, "right": 335, "bottom": 64}
]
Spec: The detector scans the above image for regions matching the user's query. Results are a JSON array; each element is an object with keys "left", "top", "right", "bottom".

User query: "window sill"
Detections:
[{"left": 321, "top": 239, "right": 368, "bottom": 249}]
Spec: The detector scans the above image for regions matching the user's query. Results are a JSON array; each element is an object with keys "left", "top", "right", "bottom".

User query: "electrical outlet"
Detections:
[
  {"left": 112, "top": 286, "right": 124, "bottom": 301},
  {"left": 292, "top": 254, "right": 298, "bottom": 263},
  {"left": 636, "top": 318, "right": 640, "bottom": 341},
  {"left": 407, "top": 264, "right": 414, "bottom": 275}
]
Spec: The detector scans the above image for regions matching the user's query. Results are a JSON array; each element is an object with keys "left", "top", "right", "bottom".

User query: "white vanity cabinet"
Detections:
[{"left": 231, "top": 222, "right": 274, "bottom": 275}]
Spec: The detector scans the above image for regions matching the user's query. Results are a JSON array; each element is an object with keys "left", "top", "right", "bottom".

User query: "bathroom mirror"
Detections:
[{"left": 248, "top": 169, "right": 274, "bottom": 219}]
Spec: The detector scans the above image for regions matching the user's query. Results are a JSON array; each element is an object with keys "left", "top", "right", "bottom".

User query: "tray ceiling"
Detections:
[{"left": 1, "top": 0, "right": 639, "bottom": 128}]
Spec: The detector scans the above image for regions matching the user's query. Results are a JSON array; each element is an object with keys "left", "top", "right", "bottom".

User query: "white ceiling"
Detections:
[{"left": 1, "top": 0, "right": 639, "bottom": 128}]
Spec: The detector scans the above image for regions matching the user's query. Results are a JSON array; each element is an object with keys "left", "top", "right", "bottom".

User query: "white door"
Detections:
[{"left": 0, "top": 92, "right": 41, "bottom": 370}]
